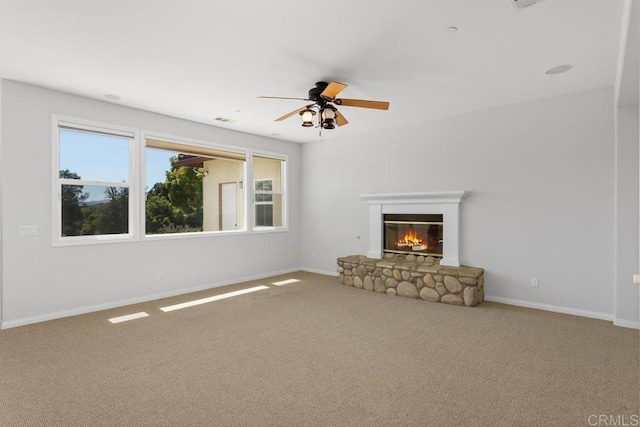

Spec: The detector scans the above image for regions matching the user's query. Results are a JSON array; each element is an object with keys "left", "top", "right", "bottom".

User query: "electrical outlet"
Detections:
[
  {"left": 157, "top": 272, "right": 164, "bottom": 280},
  {"left": 289, "top": 252, "right": 294, "bottom": 260},
  {"left": 531, "top": 278, "right": 539, "bottom": 288}
]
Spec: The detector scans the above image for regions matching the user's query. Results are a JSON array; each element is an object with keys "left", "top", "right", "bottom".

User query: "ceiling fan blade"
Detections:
[
  {"left": 335, "top": 98, "right": 390, "bottom": 110},
  {"left": 336, "top": 110, "right": 349, "bottom": 127},
  {"left": 320, "top": 81, "right": 348, "bottom": 99},
  {"left": 259, "top": 96, "right": 311, "bottom": 101},
  {"left": 275, "top": 106, "right": 307, "bottom": 122},
  {"left": 274, "top": 104, "right": 315, "bottom": 122}
]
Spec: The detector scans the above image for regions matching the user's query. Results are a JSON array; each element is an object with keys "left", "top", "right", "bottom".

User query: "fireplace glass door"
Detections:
[{"left": 383, "top": 214, "right": 444, "bottom": 257}]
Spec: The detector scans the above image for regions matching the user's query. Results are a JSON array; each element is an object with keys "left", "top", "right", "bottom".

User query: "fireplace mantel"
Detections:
[{"left": 360, "top": 191, "right": 467, "bottom": 266}]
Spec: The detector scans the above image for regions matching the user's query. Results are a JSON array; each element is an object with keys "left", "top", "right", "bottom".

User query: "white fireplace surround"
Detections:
[{"left": 360, "top": 191, "right": 467, "bottom": 267}]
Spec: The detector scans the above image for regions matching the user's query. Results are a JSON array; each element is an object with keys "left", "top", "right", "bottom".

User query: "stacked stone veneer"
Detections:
[{"left": 336, "top": 254, "right": 484, "bottom": 307}]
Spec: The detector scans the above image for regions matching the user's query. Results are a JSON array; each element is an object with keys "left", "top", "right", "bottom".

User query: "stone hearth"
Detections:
[{"left": 337, "top": 254, "right": 484, "bottom": 307}]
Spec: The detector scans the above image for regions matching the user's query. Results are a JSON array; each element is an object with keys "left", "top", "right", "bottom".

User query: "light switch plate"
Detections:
[{"left": 19, "top": 225, "right": 38, "bottom": 236}]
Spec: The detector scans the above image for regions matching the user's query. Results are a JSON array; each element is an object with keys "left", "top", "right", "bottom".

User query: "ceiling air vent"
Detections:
[
  {"left": 512, "top": 0, "right": 546, "bottom": 9},
  {"left": 214, "top": 116, "right": 237, "bottom": 124}
]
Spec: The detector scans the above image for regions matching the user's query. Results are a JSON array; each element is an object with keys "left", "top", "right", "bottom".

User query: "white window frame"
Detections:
[
  {"left": 254, "top": 178, "right": 274, "bottom": 227},
  {"left": 250, "top": 151, "right": 288, "bottom": 231},
  {"left": 52, "top": 116, "right": 139, "bottom": 246},
  {"left": 141, "top": 131, "right": 249, "bottom": 240},
  {"left": 51, "top": 118, "right": 290, "bottom": 246}
]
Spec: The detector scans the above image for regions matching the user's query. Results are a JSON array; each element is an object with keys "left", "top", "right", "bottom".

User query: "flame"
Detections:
[{"left": 398, "top": 229, "right": 423, "bottom": 246}]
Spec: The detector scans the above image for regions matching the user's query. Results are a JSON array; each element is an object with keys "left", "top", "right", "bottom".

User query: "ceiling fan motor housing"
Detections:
[{"left": 309, "top": 81, "right": 330, "bottom": 102}]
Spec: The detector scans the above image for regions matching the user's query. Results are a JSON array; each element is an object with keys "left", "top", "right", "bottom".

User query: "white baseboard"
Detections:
[
  {"left": 300, "top": 267, "right": 339, "bottom": 277},
  {"left": 0, "top": 267, "right": 301, "bottom": 330},
  {"left": 613, "top": 318, "right": 640, "bottom": 329},
  {"left": 484, "top": 295, "right": 615, "bottom": 322},
  {"left": 5, "top": 270, "right": 635, "bottom": 331}
]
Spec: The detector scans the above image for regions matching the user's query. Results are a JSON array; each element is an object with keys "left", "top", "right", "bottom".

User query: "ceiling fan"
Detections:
[{"left": 259, "top": 81, "right": 389, "bottom": 130}]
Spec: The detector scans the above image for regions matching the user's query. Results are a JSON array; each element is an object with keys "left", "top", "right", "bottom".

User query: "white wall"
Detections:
[
  {"left": 612, "top": 0, "right": 640, "bottom": 329},
  {"left": 0, "top": 80, "right": 301, "bottom": 327},
  {"left": 615, "top": 106, "right": 639, "bottom": 327},
  {"left": 301, "top": 88, "right": 616, "bottom": 317},
  {"left": 0, "top": 81, "right": 3, "bottom": 323}
]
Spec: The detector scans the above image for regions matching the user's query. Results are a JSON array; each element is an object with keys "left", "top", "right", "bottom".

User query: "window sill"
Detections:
[
  {"left": 142, "top": 229, "right": 248, "bottom": 241},
  {"left": 140, "top": 226, "right": 288, "bottom": 242},
  {"left": 251, "top": 226, "right": 289, "bottom": 234},
  {"left": 54, "top": 234, "right": 136, "bottom": 247},
  {"left": 53, "top": 226, "right": 289, "bottom": 247}
]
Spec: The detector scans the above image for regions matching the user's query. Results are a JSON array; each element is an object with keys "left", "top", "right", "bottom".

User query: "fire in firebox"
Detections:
[
  {"left": 396, "top": 228, "right": 427, "bottom": 251},
  {"left": 383, "top": 214, "right": 444, "bottom": 257}
]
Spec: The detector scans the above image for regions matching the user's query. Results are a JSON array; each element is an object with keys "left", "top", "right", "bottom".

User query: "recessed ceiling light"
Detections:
[
  {"left": 446, "top": 26, "right": 458, "bottom": 33},
  {"left": 234, "top": 109, "right": 242, "bottom": 113},
  {"left": 104, "top": 93, "right": 121, "bottom": 100},
  {"left": 270, "top": 133, "right": 281, "bottom": 136},
  {"left": 545, "top": 64, "right": 573, "bottom": 75}
]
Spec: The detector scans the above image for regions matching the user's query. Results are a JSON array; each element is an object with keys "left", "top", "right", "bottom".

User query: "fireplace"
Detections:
[
  {"left": 383, "top": 214, "right": 444, "bottom": 258},
  {"left": 361, "top": 191, "right": 467, "bottom": 266}
]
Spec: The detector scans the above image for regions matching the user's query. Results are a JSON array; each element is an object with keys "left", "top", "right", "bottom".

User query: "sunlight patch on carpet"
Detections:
[
  {"left": 109, "top": 312, "right": 149, "bottom": 324},
  {"left": 160, "top": 286, "right": 270, "bottom": 312},
  {"left": 272, "top": 279, "right": 301, "bottom": 286}
]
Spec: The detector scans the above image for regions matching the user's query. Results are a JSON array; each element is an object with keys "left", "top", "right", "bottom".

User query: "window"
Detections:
[
  {"left": 145, "top": 138, "right": 246, "bottom": 235},
  {"left": 254, "top": 179, "right": 274, "bottom": 227},
  {"left": 52, "top": 117, "right": 288, "bottom": 245},
  {"left": 54, "top": 119, "right": 135, "bottom": 244},
  {"left": 252, "top": 155, "right": 286, "bottom": 229}
]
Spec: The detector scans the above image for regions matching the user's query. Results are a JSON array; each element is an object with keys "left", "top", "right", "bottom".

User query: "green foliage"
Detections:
[
  {"left": 60, "top": 170, "right": 129, "bottom": 236},
  {"left": 60, "top": 169, "right": 89, "bottom": 236},
  {"left": 145, "top": 161, "right": 204, "bottom": 234},
  {"left": 98, "top": 187, "right": 128, "bottom": 234},
  {"left": 166, "top": 165, "right": 203, "bottom": 214},
  {"left": 60, "top": 158, "right": 204, "bottom": 237}
]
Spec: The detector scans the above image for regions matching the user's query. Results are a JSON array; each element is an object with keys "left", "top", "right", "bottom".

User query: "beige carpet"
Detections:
[{"left": 0, "top": 272, "right": 638, "bottom": 426}]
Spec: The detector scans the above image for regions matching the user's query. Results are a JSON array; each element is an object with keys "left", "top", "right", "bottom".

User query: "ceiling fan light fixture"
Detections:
[
  {"left": 299, "top": 108, "right": 316, "bottom": 127},
  {"left": 321, "top": 106, "right": 337, "bottom": 129},
  {"left": 322, "top": 121, "right": 336, "bottom": 130},
  {"left": 321, "top": 106, "right": 336, "bottom": 120}
]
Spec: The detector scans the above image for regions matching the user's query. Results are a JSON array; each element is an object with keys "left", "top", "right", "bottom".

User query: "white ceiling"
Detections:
[{"left": 0, "top": 0, "right": 625, "bottom": 143}]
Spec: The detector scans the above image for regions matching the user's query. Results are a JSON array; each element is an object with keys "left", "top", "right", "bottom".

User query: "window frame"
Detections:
[
  {"left": 254, "top": 178, "right": 274, "bottom": 227},
  {"left": 51, "top": 119, "right": 290, "bottom": 247},
  {"left": 52, "top": 116, "right": 139, "bottom": 247},
  {"left": 250, "top": 151, "right": 288, "bottom": 232},
  {"left": 141, "top": 131, "right": 249, "bottom": 241}
]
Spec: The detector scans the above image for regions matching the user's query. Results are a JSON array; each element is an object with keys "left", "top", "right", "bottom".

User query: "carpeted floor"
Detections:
[{"left": 0, "top": 271, "right": 638, "bottom": 426}]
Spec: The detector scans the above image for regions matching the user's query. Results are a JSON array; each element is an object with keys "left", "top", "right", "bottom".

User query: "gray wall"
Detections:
[
  {"left": 614, "top": 106, "right": 639, "bottom": 327},
  {"left": 611, "top": 0, "right": 640, "bottom": 329},
  {"left": 0, "top": 80, "right": 301, "bottom": 327},
  {"left": 301, "top": 88, "right": 617, "bottom": 318},
  {"left": 2, "top": 80, "right": 637, "bottom": 328}
]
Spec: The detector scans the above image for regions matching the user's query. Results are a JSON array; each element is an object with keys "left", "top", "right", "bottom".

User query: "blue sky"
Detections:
[{"left": 59, "top": 129, "right": 175, "bottom": 201}]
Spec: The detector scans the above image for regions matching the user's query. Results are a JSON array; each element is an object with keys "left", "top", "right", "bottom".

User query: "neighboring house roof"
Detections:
[{"left": 171, "top": 154, "right": 207, "bottom": 168}]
